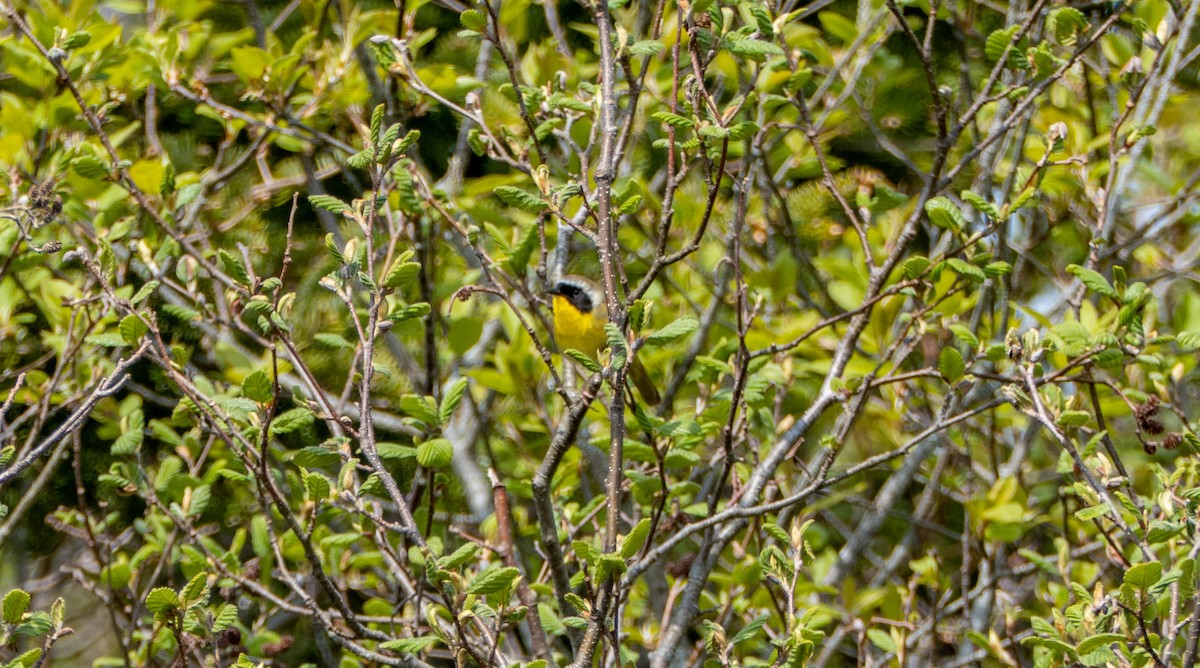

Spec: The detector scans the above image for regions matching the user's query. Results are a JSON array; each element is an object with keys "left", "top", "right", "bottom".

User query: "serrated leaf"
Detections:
[
  {"left": 651, "top": 111, "right": 694, "bottom": 129},
  {"left": 3, "top": 589, "right": 30, "bottom": 624},
  {"left": 985, "top": 26, "right": 1028, "bottom": 69},
  {"left": 1066, "top": 265, "right": 1118, "bottom": 299},
  {"left": 181, "top": 572, "right": 208, "bottom": 606},
  {"left": 903, "top": 256, "right": 930, "bottom": 279},
  {"left": 119, "top": 315, "right": 149, "bottom": 346},
  {"left": 867, "top": 628, "right": 896, "bottom": 653},
  {"left": 1058, "top": 410, "right": 1090, "bottom": 427},
  {"left": 1052, "top": 7, "right": 1088, "bottom": 44},
  {"left": 439, "top": 378, "right": 468, "bottom": 425},
  {"left": 460, "top": 9, "right": 485, "bottom": 31},
  {"left": 399, "top": 394, "right": 439, "bottom": 424},
  {"left": 949, "top": 325, "right": 979, "bottom": 350},
  {"left": 145, "top": 587, "right": 180, "bottom": 614},
  {"left": 620, "top": 518, "right": 652, "bottom": 559},
  {"left": 270, "top": 407, "right": 314, "bottom": 436},
  {"left": 243, "top": 370, "right": 273, "bottom": 403},
  {"left": 1075, "top": 633, "right": 1126, "bottom": 656},
  {"left": 219, "top": 250, "right": 252, "bottom": 287},
  {"left": 939, "top": 347, "right": 966, "bottom": 383},
  {"left": 467, "top": 565, "right": 521, "bottom": 595},
  {"left": 441, "top": 543, "right": 479, "bottom": 569},
  {"left": 381, "top": 636, "right": 441, "bottom": 652},
  {"left": 646, "top": 317, "right": 698, "bottom": 345},
  {"left": 309, "top": 194, "right": 352, "bottom": 215},
  {"left": 605, "top": 323, "right": 628, "bottom": 370},
  {"left": 925, "top": 197, "right": 964, "bottom": 231},
  {"left": 131, "top": 281, "right": 159, "bottom": 305},
  {"left": 1178, "top": 331, "right": 1200, "bottom": 351},
  {"left": 304, "top": 470, "right": 331, "bottom": 502},
  {"left": 762, "top": 523, "right": 791, "bottom": 545},
  {"left": 494, "top": 186, "right": 548, "bottom": 212},
  {"left": 960, "top": 190, "right": 999, "bottom": 218},
  {"left": 723, "top": 37, "right": 784, "bottom": 62},
  {"left": 730, "top": 613, "right": 769, "bottom": 646},
  {"left": 945, "top": 258, "right": 986, "bottom": 282},
  {"left": 383, "top": 260, "right": 421, "bottom": 289},
  {"left": 416, "top": 438, "right": 453, "bottom": 468},
  {"left": 1124, "top": 562, "right": 1162, "bottom": 590},
  {"left": 71, "top": 155, "right": 109, "bottom": 179},
  {"left": 565, "top": 348, "right": 602, "bottom": 373},
  {"left": 1074, "top": 504, "right": 1108, "bottom": 521},
  {"left": 211, "top": 604, "right": 238, "bottom": 633}
]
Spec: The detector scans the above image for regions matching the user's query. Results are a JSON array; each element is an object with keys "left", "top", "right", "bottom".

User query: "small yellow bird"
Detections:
[{"left": 548, "top": 275, "right": 661, "bottom": 405}]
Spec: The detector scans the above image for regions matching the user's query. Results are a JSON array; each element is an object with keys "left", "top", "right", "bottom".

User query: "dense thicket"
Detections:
[{"left": 3, "top": 0, "right": 1200, "bottom": 666}]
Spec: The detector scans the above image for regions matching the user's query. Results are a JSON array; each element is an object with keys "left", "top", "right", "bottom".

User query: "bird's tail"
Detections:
[{"left": 628, "top": 357, "right": 661, "bottom": 405}]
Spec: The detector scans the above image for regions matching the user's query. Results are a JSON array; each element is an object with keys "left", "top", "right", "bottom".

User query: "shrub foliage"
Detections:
[{"left": 3, "top": 0, "right": 1200, "bottom": 666}]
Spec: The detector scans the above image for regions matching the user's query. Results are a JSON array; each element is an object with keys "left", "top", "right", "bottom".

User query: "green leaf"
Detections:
[
  {"left": 1177, "top": 331, "right": 1200, "bottom": 351},
  {"left": 619, "top": 518, "right": 652, "bottom": 560},
  {"left": 459, "top": 9, "right": 486, "bottom": 31},
  {"left": 243, "top": 370, "right": 273, "bottom": 403},
  {"left": 308, "top": 194, "right": 353, "bottom": 215},
  {"left": 383, "top": 259, "right": 421, "bottom": 290},
  {"left": 938, "top": 347, "right": 966, "bottom": 383},
  {"left": 1058, "top": 410, "right": 1091, "bottom": 427},
  {"left": 219, "top": 250, "right": 252, "bottom": 286},
  {"left": 646, "top": 317, "right": 698, "bottom": 345},
  {"left": 762, "top": 523, "right": 791, "bottom": 545},
  {"left": 381, "top": 636, "right": 441, "bottom": 652},
  {"left": 494, "top": 186, "right": 549, "bottom": 212},
  {"left": 945, "top": 258, "right": 986, "bottom": 282},
  {"left": 1074, "top": 504, "right": 1108, "bottom": 521},
  {"left": 949, "top": 324, "right": 979, "bottom": 350},
  {"left": 1124, "top": 562, "right": 1162, "bottom": 590},
  {"left": 270, "top": 407, "right": 315, "bottom": 436},
  {"left": 144, "top": 587, "right": 180, "bottom": 614},
  {"left": 960, "top": 190, "right": 999, "bottom": 218},
  {"left": 565, "top": 348, "right": 602, "bottom": 373},
  {"left": 467, "top": 566, "right": 521, "bottom": 595},
  {"left": 439, "top": 378, "right": 468, "bottom": 425},
  {"left": 1075, "top": 633, "right": 1126, "bottom": 656},
  {"left": 651, "top": 111, "right": 695, "bottom": 129},
  {"left": 304, "top": 470, "right": 331, "bottom": 502},
  {"left": 119, "top": 315, "right": 149, "bottom": 347},
  {"left": 925, "top": 197, "right": 964, "bottom": 231},
  {"left": 1052, "top": 7, "right": 1088, "bottom": 44},
  {"left": 211, "top": 604, "right": 238, "bottom": 633},
  {"left": 1066, "top": 265, "right": 1118, "bottom": 299},
  {"left": 3, "top": 589, "right": 30, "bottom": 624},
  {"left": 730, "top": 613, "right": 769, "bottom": 646},
  {"left": 71, "top": 155, "right": 109, "bottom": 179},
  {"left": 984, "top": 26, "right": 1028, "bottom": 69},
  {"left": 605, "top": 323, "right": 628, "bottom": 370},
  {"left": 867, "top": 628, "right": 896, "bottom": 653},
  {"left": 902, "top": 256, "right": 930, "bottom": 279},
  {"left": 723, "top": 37, "right": 784, "bottom": 62},
  {"left": 440, "top": 543, "right": 479, "bottom": 569},
  {"left": 416, "top": 438, "right": 453, "bottom": 468},
  {"left": 181, "top": 572, "right": 209, "bottom": 607},
  {"left": 131, "top": 281, "right": 159, "bottom": 305},
  {"left": 399, "top": 395, "right": 439, "bottom": 424}
]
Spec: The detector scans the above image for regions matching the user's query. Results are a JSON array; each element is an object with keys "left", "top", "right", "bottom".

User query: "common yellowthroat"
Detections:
[{"left": 548, "top": 275, "right": 661, "bottom": 405}]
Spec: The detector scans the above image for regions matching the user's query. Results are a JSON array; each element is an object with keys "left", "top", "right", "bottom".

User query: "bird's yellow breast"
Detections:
[{"left": 553, "top": 295, "right": 607, "bottom": 357}]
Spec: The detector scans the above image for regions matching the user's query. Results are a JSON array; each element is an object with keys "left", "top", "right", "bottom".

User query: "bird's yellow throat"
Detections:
[{"left": 552, "top": 294, "right": 607, "bottom": 356}]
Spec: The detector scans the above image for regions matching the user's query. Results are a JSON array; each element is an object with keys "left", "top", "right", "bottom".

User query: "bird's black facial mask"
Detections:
[{"left": 552, "top": 281, "right": 594, "bottom": 313}]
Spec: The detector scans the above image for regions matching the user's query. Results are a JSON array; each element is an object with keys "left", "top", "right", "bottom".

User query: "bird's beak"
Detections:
[{"left": 545, "top": 285, "right": 562, "bottom": 297}]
